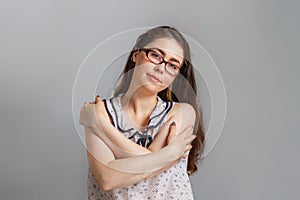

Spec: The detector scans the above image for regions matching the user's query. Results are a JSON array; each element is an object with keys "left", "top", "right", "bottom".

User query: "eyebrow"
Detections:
[{"left": 152, "top": 48, "right": 181, "bottom": 64}]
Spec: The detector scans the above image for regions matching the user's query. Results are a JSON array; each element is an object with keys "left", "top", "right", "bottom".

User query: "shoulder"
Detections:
[
  {"left": 164, "top": 102, "right": 196, "bottom": 134},
  {"left": 103, "top": 95, "right": 118, "bottom": 103},
  {"left": 102, "top": 95, "right": 121, "bottom": 109},
  {"left": 171, "top": 102, "right": 196, "bottom": 117},
  {"left": 166, "top": 102, "right": 196, "bottom": 126},
  {"left": 156, "top": 96, "right": 195, "bottom": 117}
]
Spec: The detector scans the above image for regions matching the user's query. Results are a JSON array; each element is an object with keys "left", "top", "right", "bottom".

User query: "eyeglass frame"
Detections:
[{"left": 138, "top": 48, "right": 184, "bottom": 76}]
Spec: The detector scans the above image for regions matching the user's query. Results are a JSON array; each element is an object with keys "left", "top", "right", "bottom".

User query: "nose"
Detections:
[{"left": 154, "top": 63, "right": 164, "bottom": 74}]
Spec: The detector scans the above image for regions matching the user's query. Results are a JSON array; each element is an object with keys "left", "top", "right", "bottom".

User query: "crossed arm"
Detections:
[{"left": 80, "top": 97, "right": 196, "bottom": 190}]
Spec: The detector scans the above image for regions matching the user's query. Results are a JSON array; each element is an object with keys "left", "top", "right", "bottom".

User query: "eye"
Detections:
[
  {"left": 148, "top": 51, "right": 163, "bottom": 62},
  {"left": 151, "top": 52, "right": 162, "bottom": 59},
  {"left": 169, "top": 63, "right": 179, "bottom": 70}
]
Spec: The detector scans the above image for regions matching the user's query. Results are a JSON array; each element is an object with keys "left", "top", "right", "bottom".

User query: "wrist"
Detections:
[
  {"left": 91, "top": 115, "right": 104, "bottom": 132},
  {"left": 164, "top": 144, "right": 181, "bottom": 161}
]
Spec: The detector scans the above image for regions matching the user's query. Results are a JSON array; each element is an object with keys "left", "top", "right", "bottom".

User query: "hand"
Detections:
[
  {"left": 79, "top": 101, "right": 98, "bottom": 128},
  {"left": 167, "top": 122, "right": 195, "bottom": 159},
  {"left": 79, "top": 95, "right": 108, "bottom": 129},
  {"left": 143, "top": 158, "right": 180, "bottom": 180}
]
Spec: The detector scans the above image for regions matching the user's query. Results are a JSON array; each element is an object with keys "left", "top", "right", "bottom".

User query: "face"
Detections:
[{"left": 131, "top": 37, "right": 184, "bottom": 93}]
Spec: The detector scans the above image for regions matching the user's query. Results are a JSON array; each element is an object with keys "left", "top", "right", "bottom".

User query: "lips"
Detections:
[{"left": 147, "top": 73, "right": 161, "bottom": 83}]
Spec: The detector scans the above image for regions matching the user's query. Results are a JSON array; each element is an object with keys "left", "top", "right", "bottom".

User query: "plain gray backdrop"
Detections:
[{"left": 1, "top": 0, "right": 299, "bottom": 200}]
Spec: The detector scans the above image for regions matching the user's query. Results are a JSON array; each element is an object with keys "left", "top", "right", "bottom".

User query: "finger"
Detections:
[
  {"left": 182, "top": 145, "right": 192, "bottom": 159},
  {"left": 185, "top": 134, "right": 197, "bottom": 144},
  {"left": 185, "top": 145, "right": 192, "bottom": 151},
  {"left": 95, "top": 95, "right": 101, "bottom": 104},
  {"left": 169, "top": 121, "right": 176, "bottom": 132},
  {"left": 168, "top": 122, "right": 177, "bottom": 139},
  {"left": 181, "top": 153, "right": 188, "bottom": 159},
  {"left": 84, "top": 101, "right": 89, "bottom": 108}
]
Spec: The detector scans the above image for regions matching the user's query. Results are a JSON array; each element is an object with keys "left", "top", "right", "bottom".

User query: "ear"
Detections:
[{"left": 132, "top": 51, "right": 139, "bottom": 62}]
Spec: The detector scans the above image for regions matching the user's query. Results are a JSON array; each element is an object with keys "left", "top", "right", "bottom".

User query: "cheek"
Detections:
[
  {"left": 131, "top": 63, "right": 152, "bottom": 82},
  {"left": 133, "top": 63, "right": 150, "bottom": 74},
  {"left": 162, "top": 76, "right": 175, "bottom": 87},
  {"left": 133, "top": 55, "right": 151, "bottom": 73}
]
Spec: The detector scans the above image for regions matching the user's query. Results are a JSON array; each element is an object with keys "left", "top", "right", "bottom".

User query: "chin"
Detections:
[{"left": 140, "top": 82, "right": 163, "bottom": 94}]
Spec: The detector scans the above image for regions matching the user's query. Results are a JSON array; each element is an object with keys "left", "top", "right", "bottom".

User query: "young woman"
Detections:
[{"left": 80, "top": 26, "right": 205, "bottom": 200}]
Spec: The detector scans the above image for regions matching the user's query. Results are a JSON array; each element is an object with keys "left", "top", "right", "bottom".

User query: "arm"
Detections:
[
  {"left": 80, "top": 96, "right": 172, "bottom": 157},
  {"left": 168, "top": 102, "right": 196, "bottom": 138},
  {"left": 80, "top": 98, "right": 150, "bottom": 157},
  {"left": 141, "top": 102, "right": 197, "bottom": 153},
  {"left": 80, "top": 97, "right": 196, "bottom": 157},
  {"left": 87, "top": 124, "right": 193, "bottom": 173},
  {"left": 94, "top": 109, "right": 175, "bottom": 155},
  {"left": 95, "top": 112, "right": 176, "bottom": 157},
  {"left": 84, "top": 99, "right": 196, "bottom": 189},
  {"left": 143, "top": 103, "right": 196, "bottom": 180},
  {"left": 143, "top": 158, "right": 180, "bottom": 181},
  {"left": 85, "top": 125, "right": 194, "bottom": 190},
  {"left": 86, "top": 127, "right": 151, "bottom": 190}
]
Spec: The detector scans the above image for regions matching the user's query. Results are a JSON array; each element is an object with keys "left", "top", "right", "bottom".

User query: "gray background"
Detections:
[{"left": 1, "top": 0, "right": 299, "bottom": 199}]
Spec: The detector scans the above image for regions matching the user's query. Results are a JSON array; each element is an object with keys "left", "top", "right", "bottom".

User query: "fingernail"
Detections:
[{"left": 171, "top": 121, "right": 176, "bottom": 126}]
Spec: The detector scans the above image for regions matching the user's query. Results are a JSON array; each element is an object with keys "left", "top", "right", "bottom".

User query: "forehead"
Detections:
[{"left": 144, "top": 38, "right": 184, "bottom": 61}]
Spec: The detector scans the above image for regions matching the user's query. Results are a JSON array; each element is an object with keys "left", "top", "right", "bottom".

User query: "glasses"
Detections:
[{"left": 139, "top": 48, "right": 182, "bottom": 76}]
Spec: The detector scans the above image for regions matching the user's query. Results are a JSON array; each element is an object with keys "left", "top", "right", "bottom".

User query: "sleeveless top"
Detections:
[{"left": 87, "top": 94, "right": 194, "bottom": 200}]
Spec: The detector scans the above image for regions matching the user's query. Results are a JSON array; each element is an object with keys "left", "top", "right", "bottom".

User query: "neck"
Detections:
[{"left": 121, "top": 88, "right": 158, "bottom": 117}]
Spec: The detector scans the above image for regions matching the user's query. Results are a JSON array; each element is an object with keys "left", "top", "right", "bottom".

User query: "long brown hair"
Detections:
[{"left": 113, "top": 26, "right": 205, "bottom": 176}]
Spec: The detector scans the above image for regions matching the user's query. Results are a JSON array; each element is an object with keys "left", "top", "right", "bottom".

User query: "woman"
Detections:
[{"left": 80, "top": 26, "right": 205, "bottom": 200}]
